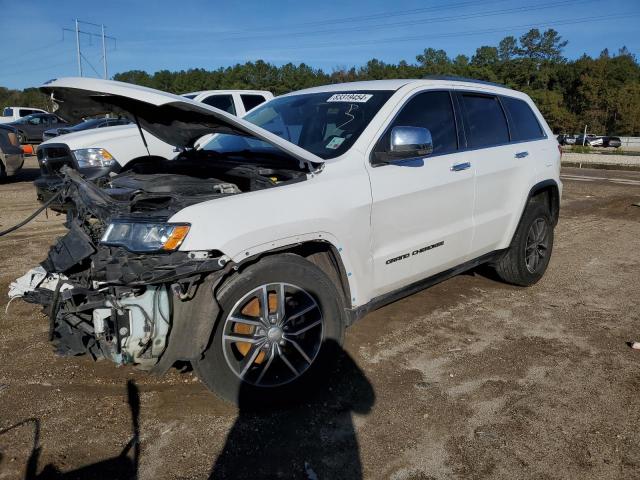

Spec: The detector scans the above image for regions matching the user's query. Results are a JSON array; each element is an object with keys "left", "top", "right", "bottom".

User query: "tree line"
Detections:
[{"left": 2, "top": 29, "right": 639, "bottom": 135}]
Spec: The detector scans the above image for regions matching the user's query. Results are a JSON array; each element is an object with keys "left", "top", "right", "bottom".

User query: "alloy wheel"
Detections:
[
  {"left": 525, "top": 218, "right": 549, "bottom": 273},
  {"left": 221, "top": 282, "right": 324, "bottom": 387}
]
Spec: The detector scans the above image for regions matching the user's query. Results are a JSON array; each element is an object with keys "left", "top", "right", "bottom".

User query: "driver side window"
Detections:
[{"left": 375, "top": 90, "right": 458, "bottom": 156}]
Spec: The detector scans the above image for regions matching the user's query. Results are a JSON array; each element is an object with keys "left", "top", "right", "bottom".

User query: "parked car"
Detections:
[
  {"left": 574, "top": 134, "right": 602, "bottom": 146},
  {"left": 35, "top": 123, "right": 175, "bottom": 205},
  {"left": 0, "top": 106, "right": 48, "bottom": 124},
  {"left": 556, "top": 134, "right": 576, "bottom": 145},
  {"left": 34, "top": 89, "right": 273, "bottom": 206},
  {"left": 43, "top": 117, "right": 131, "bottom": 141},
  {"left": 12, "top": 77, "right": 561, "bottom": 404},
  {"left": 181, "top": 89, "right": 273, "bottom": 116},
  {"left": 6, "top": 113, "right": 68, "bottom": 144},
  {"left": 0, "top": 124, "right": 24, "bottom": 179},
  {"left": 603, "top": 136, "right": 622, "bottom": 148}
]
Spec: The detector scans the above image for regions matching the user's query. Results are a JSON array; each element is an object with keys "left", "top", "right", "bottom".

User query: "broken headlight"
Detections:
[
  {"left": 73, "top": 148, "right": 116, "bottom": 168},
  {"left": 101, "top": 222, "right": 190, "bottom": 252}
]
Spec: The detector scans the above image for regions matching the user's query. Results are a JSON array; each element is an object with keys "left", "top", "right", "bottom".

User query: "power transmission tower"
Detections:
[{"left": 63, "top": 20, "right": 117, "bottom": 79}]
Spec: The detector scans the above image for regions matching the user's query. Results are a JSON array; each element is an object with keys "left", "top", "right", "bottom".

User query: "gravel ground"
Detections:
[
  {"left": 0, "top": 159, "right": 639, "bottom": 479},
  {"left": 563, "top": 152, "right": 640, "bottom": 168}
]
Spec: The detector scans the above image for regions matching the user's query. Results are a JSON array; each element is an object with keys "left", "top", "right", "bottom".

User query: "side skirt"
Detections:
[{"left": 346, "top": 251, "right": 501, "bottom": 325}]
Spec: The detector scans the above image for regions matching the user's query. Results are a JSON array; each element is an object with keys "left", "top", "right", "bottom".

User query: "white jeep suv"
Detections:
[{"left": 12, "top": 77, "right": 561, "bottom": 404}]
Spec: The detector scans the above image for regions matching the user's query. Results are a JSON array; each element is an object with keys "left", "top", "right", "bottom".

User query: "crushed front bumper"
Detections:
[{"left": 11, "top": 167, "right": 229, "bottom": 370}]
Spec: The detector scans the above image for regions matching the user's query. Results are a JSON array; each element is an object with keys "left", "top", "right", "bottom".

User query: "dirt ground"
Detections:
[{"left": 0, "top": 158, "right": 639, "bottom": 479}]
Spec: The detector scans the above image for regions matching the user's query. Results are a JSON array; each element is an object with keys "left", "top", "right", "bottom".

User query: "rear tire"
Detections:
[
  {"left": 193, "top": 254, "right": 346, "bottom": 406},
  {"left": 493, "top": 201, "right": 554, "bottom": 286}
]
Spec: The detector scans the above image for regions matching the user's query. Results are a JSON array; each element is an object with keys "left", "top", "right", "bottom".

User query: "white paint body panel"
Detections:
[
  {"left": 37, "top": 88, "right": 273, "bottom": 168},
  {"left": 0, "top": 107, "right": 47, "bottom": 124},
  {"left": 38, "top": 124, "right": 177, "bottom": 167},
  {"left": 169, "top": 79, "right": 561, "bottom": 308},
  {"left": 183, "top": 90, "right": 274, "bottom": 116},
  {"left": 39, "top": 78, "right": 560, "bottom": 309}
]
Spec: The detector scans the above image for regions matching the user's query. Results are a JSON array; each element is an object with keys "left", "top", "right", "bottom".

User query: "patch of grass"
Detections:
[{"left": 570, "top": 145, "right": 592, "bottom": 154}]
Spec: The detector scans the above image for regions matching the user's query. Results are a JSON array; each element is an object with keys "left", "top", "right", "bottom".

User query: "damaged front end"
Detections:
[{"left": 10, "top": 166, "right": 232, "bottom": 370}]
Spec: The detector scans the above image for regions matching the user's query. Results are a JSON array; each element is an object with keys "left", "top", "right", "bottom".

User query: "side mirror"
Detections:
[{"left": 372, "top": 126, "right": 433, "bottom": 165}]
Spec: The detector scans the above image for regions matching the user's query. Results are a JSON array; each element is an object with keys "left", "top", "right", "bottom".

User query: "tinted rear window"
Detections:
[
  {"left": 202, "top": 95, "right": 236, "bottom": 115},
  {"left": 502, "top": 96, "right": 544, "bottom": 141},
  {"left": 460, "top": 94, "right": 509, "bottom": 148},
  {"left": 241, "top": 94, "right": 267, "bottom": 112}
]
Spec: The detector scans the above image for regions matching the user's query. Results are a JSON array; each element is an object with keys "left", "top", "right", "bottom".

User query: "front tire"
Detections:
[
  {"left": 193, "top": 254, "right": 346, "bottom": 405},
  {"left": 493, "top": 201, "right": 554, "bottom": 286}
]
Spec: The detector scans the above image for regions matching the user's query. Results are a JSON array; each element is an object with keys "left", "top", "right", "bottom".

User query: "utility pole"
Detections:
[
  {"left": 64, "top": 20, "right": 116, "bottom": 79},
  {"left": 75, "top": 19, "right": 82, "bottom": 76},
  {"left": 101, "top": 24, "right": 108, "bottom": 79}
]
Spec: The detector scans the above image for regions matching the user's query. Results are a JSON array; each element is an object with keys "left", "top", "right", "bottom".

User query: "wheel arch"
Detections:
[
  {"left": 504, "top": 179, "right": 560, "bottom": 250},
  {"left": 233, "top": 239, "right": 353, "bottom": 310},
  {"left": 528, "top": 179, "right": 560, "bottom": 226}
]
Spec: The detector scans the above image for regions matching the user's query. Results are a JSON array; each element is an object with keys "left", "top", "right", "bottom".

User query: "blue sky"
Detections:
[{"left": 0, "top": 0, "right": 638, "bottom": 90}]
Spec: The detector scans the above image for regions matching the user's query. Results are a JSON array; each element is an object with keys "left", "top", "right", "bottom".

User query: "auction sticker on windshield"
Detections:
[{"left": 326, "top": 93, "right": 373, "bottom": 103}]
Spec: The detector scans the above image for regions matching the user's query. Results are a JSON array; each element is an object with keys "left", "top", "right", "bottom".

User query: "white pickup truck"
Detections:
[
  {"left": 34, "top": 89, "right": 273, "bottom": 204},
  {"left": 14, "top": 77, "right": 560, "bottom": 405},
  {"left": 0, "top": 106, "right": 48, "bottom": 124}
]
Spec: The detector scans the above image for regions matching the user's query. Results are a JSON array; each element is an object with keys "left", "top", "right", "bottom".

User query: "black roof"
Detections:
[{"left": 422, "top": 75, "right": 510, "bottom": 89}]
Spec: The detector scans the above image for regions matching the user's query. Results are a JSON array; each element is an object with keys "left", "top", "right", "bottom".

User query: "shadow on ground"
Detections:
[
  {"left": 210, "top": 341, "right": 375, "bottom": 479},
  {"left": 1, "top": 343, "right": 374, "bottom": 479}
]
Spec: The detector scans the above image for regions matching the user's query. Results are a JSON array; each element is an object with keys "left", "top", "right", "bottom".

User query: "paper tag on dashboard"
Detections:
[
  {"left": 326, "top": 93, "right": 373, "bottom": 103},
  {"left": 326, "top": 137, "right": 345, "bottom": 149}
]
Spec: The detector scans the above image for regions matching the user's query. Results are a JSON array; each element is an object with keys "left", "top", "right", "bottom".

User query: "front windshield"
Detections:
[
  {"left": 13, "top": 115, "right": 32, "bottom": 124},
  {"left": 203, "top": 90, "right": 393, "bottom": 160}
]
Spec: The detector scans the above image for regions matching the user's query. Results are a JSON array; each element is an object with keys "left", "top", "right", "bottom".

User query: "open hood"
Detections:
[{"left": 40, "top": 77, "right": 323, "bottom": 170}]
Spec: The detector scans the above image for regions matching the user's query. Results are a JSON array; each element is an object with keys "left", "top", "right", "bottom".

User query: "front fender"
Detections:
[{"left": 168, "top": 161, "right": 373, "bottom": 307}]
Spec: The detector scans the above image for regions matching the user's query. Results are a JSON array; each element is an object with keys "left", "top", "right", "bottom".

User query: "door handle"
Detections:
[
  {"left": 515, "top": 151, "right": 529, "bottom": 158},
  {"left": 451, "top": 162, "right": 471, "bottom": 172}
]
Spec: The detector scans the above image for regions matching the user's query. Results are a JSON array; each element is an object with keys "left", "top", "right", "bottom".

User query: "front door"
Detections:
[{"left": 366, "top": 90, "right": 475, "bottom": 298}]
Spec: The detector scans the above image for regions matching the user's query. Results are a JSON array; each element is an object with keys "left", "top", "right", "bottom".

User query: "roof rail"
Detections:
[{"left": 422, "top": 75, "right": 510, "bottom": 89}]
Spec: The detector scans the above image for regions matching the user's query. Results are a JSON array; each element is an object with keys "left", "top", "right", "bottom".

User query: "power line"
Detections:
[
  {"left": 0, "top": 40, "right": 65, "bottom": 64},
  {"left": 219, "top": 0, "right": 509, "bottom": 35},
  {"left": 212, "top": 0, "right": 590, "bottom": 43},
  {"left": 250, "top": 12, "right": 640, "bottom": 52},
  {"left": 1, "top": 60, "right": 76, "bottom": 78}
]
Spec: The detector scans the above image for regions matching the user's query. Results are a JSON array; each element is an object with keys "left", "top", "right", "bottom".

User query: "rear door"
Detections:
[
  {"left": 455, "top": 91, "right": 538, "bottom": 257},
  {"left": 366, "top": 89, "right": 475, "bottom": 297}
]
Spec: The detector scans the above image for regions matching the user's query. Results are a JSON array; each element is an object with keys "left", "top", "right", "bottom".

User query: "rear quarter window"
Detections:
[
  {"left": 2, "top": 108, "right": 13, "bottom": 117},
  {"left": 460, "top": 94, "right": 509, "bottom": 148},
  {"left": 501, "top": 96, "right": 545, "bottom": 141},
  {"left": 241, "top": 94, "right": 267, "bottom": 112},
  {"left": 202, "top": 95, "right": 236, "bottom": 115}
]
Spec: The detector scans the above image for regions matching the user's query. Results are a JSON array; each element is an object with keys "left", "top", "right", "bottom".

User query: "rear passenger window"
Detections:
[
  {"left": 241, "top": 94, "right": 267, "bottom": 112},
  {"left": 202, "top": 95, "right": 236, "bottom": 115},
  {"left": 376, "top": 90, "right": 457, "bottom": 156},
  {"left": 501, "top": 96, "right": 544, "bottom": 141},
  {"left": 460, "top": 94, "right": 509, "bottom": 148}
]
